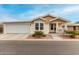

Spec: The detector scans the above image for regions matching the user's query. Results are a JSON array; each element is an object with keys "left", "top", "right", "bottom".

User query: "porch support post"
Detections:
[
  {"left": 56, "top": 22, "right": 58, "bottom": 33},
  {"left": 64, "top": 24, "right": 67, "bottom": 30}
]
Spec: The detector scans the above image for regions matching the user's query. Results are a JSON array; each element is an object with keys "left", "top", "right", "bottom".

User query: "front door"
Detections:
[{"left": 50, "top": 23, "right": 56, "bottom": 33}]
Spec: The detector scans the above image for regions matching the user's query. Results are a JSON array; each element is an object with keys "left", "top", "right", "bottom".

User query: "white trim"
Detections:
[
  {"left": 3, "top": 24, "right": 6, "bottom": 34},
  {"left": 56, "top": 22, "right": 58, "bottom": 33}
]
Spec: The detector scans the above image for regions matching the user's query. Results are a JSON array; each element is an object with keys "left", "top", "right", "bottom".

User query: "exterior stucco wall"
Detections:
[
  {"left": 3, "top": 24, "right": 6, "bottom": 34},
  {"left": 30, "top": 19, "right": 49, "bottom": 34},
  {"left": 44, "top": 24, "right": 49, "bottom": 34}
]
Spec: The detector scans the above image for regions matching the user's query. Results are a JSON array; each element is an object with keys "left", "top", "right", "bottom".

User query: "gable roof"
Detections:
[
  {"left": 50, "top": 17, "right": 70, "bottom": 22},
  {"left": 42, "top": 14, "right": 56, "bottom": 19},
  {"left": 32, "top": 14, "right": 70, "bottom": 22},
  {"left": 31, "top": 14, "right": 56, "bottom": 21}
]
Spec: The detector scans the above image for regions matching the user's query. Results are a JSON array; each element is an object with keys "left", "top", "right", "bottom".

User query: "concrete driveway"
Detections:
[
  {"left": 0, "top": 41, "right": 79, "bottom": 55},
  {"left": 0, "top": 34, "right": 29, "bottom": 40}
]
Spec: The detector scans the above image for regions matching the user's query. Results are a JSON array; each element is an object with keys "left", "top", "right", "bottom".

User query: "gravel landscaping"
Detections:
[
  {"left": 26, "top": 34, "right": 53, "bottom": 39},
  {"left": 60, "top": 34, "right": 79, "bottom": 39}
]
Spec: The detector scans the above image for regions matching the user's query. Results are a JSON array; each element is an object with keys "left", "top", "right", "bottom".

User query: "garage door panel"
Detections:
[{"left": 6, "top": 23, "right": 30, "bottom": 33}]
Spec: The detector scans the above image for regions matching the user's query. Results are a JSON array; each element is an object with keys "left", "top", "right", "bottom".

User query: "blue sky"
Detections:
[{"left": 0, "top": 4, "right": 79, "bottom": 22}]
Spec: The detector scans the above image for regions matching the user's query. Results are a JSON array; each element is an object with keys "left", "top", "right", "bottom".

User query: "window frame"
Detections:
[
  {"left": 40, "top": 23, "right": 44, "bottom": 30},
  {"left": 35, "top": 23, "right": 44, "bottom": 30},
  {"left": 35, "top": 23, "right": 39, "bottom": 30}
]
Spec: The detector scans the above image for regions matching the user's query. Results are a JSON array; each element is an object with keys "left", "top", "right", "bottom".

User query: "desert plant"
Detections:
[{"left": 32, "top": 31, "right": 45, "bottom": 38}]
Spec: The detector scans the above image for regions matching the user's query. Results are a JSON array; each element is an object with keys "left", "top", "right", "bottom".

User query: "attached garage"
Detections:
[{"left": 3, "top": 22, "right": 30, "bottom": 34}]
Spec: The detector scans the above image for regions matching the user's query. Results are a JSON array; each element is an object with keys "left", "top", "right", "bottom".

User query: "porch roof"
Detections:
[{"left": 67, "top": 23, "right": 79, "bottom": 26}]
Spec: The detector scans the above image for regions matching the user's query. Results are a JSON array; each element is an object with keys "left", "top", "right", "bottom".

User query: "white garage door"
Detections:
[{"left": 5, "top": 23, "right": 30, "bottom": 33}]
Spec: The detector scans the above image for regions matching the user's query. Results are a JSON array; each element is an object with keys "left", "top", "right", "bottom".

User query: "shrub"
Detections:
[
  {"left": 64, "top": 30, "right": 79, "bottom": 38},
  {"left": 75, "top": 31, "right": 79, "bottom": 35},
  {"left": 64, "top": 30, "right": 76, "bottom": 38},
  {"left": 32, "top": 31, "right": 45, "bottom": 38},
  {"left": 64, "top": 30, "right": 75, "bottom": 34}
]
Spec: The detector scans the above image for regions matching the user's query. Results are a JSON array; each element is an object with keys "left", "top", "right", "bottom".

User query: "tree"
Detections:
[{"left": 75, "top": 21, "right": 79, "bottom": 23}]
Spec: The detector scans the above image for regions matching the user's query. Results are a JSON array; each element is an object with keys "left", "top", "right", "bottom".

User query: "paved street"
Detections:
[{"left": 0, "top": 41, "right": 79, "bottom": 55}]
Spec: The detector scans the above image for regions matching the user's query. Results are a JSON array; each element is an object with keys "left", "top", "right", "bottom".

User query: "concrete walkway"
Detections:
[
  {"left": 51, "top": 34, "right": 62, "bottom": 40},
  {"left": 51, "top": 33, "right": 79, "bottom": 41}
]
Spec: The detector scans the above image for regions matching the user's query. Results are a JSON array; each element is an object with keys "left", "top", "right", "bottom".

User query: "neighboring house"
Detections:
[
  {"left": 66, "top": 23, "right": 79, "bottom": 31},
  {"left": 2, "top": 15, "right": 79, "bottom": 34}
]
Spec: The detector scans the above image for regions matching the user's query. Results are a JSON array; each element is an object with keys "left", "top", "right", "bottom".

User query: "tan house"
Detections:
[{"left": 2, "top": 15, "right": 79, "bottom": 34}]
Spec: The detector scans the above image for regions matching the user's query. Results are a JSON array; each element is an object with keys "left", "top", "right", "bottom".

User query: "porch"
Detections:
[{"left": 49, "top": 22, "right": 67, "bottom": 33}]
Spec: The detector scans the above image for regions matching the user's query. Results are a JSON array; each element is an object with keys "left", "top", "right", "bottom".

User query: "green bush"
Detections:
[
  {"left": 64, "top": 30, "right": 75, "bottom": 38},
  {"left": 64, "top": 30, "right": 79, "bottom": 38},
  {"left": 32, "top": 31, "right": 45, "bottom": 38},
  {"left": 64, "top": 30, "right": 75, "bottom": 34},
  {"left": 75, "top": 31, "right": 79, "bottom": 35}
]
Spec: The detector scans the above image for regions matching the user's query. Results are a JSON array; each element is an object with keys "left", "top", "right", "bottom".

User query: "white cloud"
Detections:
[
  {"left": 61, "top": 5, "right": 79, "bottom": 14},
  {"left": 19, "top": 5, "right": 59, "bottom": 20},
  {"left": 0, "top": 4, "right": 79, "bottom": 21},
  {"left": 19, "top": 5, "right": 79, "bottom": 20}
]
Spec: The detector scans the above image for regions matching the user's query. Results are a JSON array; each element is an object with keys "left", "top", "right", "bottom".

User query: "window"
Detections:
[
  {"left": 40, "top": 23, "right": 43, "bottom": 30},
  {"left": 35, "top": 23, "right": 44, "bottom": 30},
  {"left": 35, "top": 23, "right": 39, "bottom": 30}
]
